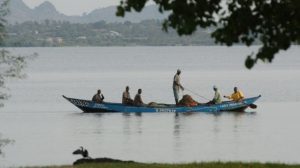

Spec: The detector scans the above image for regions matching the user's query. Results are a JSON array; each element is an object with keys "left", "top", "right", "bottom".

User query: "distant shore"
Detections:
[{"left": 24, "top": 162, "right": 300, "bottom": 168}]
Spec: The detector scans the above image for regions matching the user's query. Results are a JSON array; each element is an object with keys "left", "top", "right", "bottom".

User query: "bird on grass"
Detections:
[{"left": 72, "top": 146, "right": 90, "bottom": 158}]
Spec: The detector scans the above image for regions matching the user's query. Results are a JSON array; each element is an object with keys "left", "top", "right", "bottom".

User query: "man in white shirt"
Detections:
[
  {"left": 207, "top": 85, "right": 222, "bottom": 105},
  {"left": 173, "top": 69, "right": 184, "bottom": 105}
]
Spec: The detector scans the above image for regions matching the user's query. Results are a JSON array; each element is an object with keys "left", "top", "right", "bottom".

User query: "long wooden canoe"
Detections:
[{"left": 63, "top": 95, "right": 261, "bottom": 113}]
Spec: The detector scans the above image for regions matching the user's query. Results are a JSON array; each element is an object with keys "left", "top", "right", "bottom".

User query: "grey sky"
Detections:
[{"left": 22, "top": 0, "right": 121, "bottom": 15}]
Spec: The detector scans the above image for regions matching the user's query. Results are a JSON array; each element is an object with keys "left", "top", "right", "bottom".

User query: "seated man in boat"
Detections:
[
  {"left": 224, "top": 87, "right": 244, "bottom": 102},
  {"left": 133, "top": 89, "right": 145, "bottom": 106},
  {"left": 207, "top": 85, "right": 222, "bottom": 105},
  {"left": 122, "top": 86, "right": 133, "bottom": 105},
  {"left": 92, "top": 89, "right": 104, "bottom": 103}
]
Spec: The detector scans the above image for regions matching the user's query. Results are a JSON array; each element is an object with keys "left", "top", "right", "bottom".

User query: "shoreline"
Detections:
[{"left": 23, "top": 161, "right": 300, "bottom": 168}]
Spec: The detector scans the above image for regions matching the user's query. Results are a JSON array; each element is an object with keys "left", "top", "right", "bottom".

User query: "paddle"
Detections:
[
  {"left": 249, "top": 103, "right": 257, "bottom": 109},
  {"left": 240, "top": 101, "right": 257, "bottom": 109}
]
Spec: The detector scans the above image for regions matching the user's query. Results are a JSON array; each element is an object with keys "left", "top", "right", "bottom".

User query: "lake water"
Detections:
[{"left": 0, "top": 46, "right": 300, "bottom": 167}]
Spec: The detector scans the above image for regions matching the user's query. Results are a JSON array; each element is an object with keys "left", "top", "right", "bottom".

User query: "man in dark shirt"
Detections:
[
  {"left": 133, "top": 89, "right": 144, "bottom": 106},
  {"left": 92, "top": 89, "right": 104, "bottom": 103},
  {"left": 122, "top": 86, "right": 133, "bottom": 105}
]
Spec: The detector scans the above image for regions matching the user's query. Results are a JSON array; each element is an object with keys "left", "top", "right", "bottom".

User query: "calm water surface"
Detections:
[{"left": 0, "top": 46, "right": 300, "bottom": 167}]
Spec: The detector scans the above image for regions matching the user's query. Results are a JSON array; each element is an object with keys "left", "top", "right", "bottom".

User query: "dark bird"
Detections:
[
  {"left": 72, "top": 146, "right": 134, "bottom": 165},
  {"left": 73, "top": 146, "right": 89, "bottom": 158}
]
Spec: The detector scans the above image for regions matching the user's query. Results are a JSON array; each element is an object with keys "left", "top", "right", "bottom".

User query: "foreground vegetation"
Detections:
[
  {"left": 117, "top": 0, "right": 300, "bottom": 69},
  {"left": 26, "top": 162, "right": 300, "bottom": 168}
]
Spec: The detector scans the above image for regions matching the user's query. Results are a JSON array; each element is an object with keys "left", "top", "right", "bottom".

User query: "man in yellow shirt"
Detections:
[{"left": 224, "top": 87, "right": 244, "bottom": 102}]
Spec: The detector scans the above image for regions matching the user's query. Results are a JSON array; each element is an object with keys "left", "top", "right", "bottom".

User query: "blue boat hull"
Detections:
[{"left": 63, "top": 95, "right": 261, "bottom": 113}]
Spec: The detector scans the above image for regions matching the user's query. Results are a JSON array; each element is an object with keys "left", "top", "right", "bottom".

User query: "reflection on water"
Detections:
[
  {"left": 122, "top": 113, "right": 143, "bottom": 135},
  {"left": 1, "top": 102, "right": 300, "bottom": 167},
  {"left": 173, "top": 114, "right": 181, "bottom": 137}
]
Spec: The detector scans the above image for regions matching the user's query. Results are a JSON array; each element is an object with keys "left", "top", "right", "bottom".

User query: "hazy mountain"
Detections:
[
  {"left": 4, "top": 0, "right": 167, "bottom": 24},
  {"left": 33, "top": 1, "right": 66, "bottom": 21},
  {"left": 5, "top": 0, "right": 33, "bottom": 23},
  {"left": 82, "top": 5, "right": 167, "bottom": 23}
]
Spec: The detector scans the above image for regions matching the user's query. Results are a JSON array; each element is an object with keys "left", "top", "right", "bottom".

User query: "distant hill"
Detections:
[
  {"left": 4, "top": 20, "right": 215, "bottom": 47},
  {"left": 4, "top": 0, "right": 167, "bottom": 24}
]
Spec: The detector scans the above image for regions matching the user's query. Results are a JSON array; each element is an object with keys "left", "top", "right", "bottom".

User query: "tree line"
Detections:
[{"left": 3, "top": 20, "right": 215, "bottom": 47}]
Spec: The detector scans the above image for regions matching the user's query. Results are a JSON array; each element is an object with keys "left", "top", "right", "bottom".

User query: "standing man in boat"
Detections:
[
  {"left": 173, "top": 69, "right": 184, "bottom": 105},
  {"left": 92, "top": 89, "right": 104, "bottom": 103},
  {"left": 122, "top": 86, "right": 133, "bottom": 105},
  {"left": 224, "top": 86, "right": 244, "bottom": 102}
]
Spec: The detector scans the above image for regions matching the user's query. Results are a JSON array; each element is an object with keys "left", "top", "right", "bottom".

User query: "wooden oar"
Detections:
[{"left": 242, "top": 100, "right": 257, "bottom": 109}]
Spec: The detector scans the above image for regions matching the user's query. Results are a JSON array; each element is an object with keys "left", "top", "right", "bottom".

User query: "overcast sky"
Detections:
[{"left": 22, "top": 0, "right": 121, "bottom": 15}]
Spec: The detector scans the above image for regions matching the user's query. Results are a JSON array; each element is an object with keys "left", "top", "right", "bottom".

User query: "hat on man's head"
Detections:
[
  {"left": 213, "top": 85, "right": 217, "bottom": 89},
  {"left": 177, "top": 69, "right": 181, "bottom": 73}
]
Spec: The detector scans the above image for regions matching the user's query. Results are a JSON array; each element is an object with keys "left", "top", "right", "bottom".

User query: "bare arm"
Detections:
[{"left": 174, "top": 81, "right": 184, "bottom": 90}]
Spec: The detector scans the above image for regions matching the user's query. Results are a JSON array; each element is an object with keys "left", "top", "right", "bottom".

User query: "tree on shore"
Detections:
[
  {"left": 0, "top": 0, "right": 29, "bottom": 107},
  {"left": 0, "top": 0, "right": 25, "bottom": 155},
  {"left": 0, "top": 134, "right": 13, "bottom": 156},
  {"left": 117, "top": 0, "right": 300, "bottom": 69}
]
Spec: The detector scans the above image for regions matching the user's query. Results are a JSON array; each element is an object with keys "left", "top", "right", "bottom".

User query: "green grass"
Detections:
[{"left": 25, "top": 162, "right": 300, "bottom": 168}]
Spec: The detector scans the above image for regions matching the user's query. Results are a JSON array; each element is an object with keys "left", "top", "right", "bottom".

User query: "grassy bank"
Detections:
[{"left": 27, "top": 162, "right": 300, "bottom": 168}]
